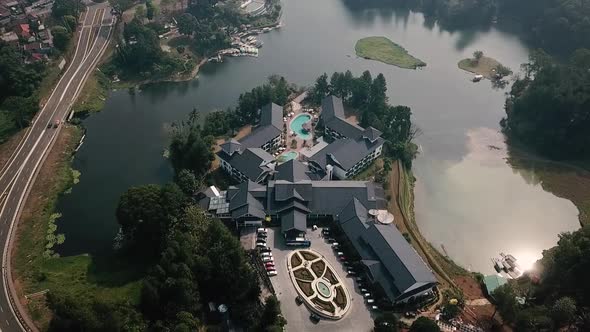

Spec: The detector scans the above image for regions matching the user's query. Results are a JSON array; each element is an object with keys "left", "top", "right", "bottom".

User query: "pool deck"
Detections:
[{"left": 283, "top": 96, "right": 319, "bottom": 160}]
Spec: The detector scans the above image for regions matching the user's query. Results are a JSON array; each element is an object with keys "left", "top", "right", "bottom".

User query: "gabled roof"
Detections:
[
  {"left": 228, "top": 181, "right": 266, "bottom": 219},
  {"left": 363, "top": 126, "right": 383, "bottom": 142},
  {"left": 320, "top": 95, "right": 345, "bottom": 122},
  {"left": 259, "top": 103, "right": 283, "bottom": 130},
  {"left": 217, "top": 148, "right": 274, "bottom": 182},
  {"left": 325, "top": 117, "right": 365, "bottom": 140},
  {"left": 362, "top": 224, "right": 437, "bottom": 294},
  {"left": 275, "top": 159, "right": 311, "bottom": 182},
  {"left": 309, "top": 137, "right": 385, "bottom": 171},
  {"left": 281, "top": 208, "right": 307, "bottom": 232},
  {"left": 238, "top": 125, "right": 282, "bottom": 149},
  {"left": 220, "top": 139, "right": 242, "bottom": 155}
]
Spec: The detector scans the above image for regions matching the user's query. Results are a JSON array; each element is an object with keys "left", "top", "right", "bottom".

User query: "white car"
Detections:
[
  {"left": 261, "top": 252, "right": 273, "bottom": 257},
  {"left": 366, "top": 299, "right": 375, "bottom": 304},
  {"left": 267, "top": 270, "right": 278, "bottom": 276},
  {"left": 331, "top": 242, "right": 339, "bottom": 247},
  {"left": 257, "top": 228, "right": 267, "bottom": 233},
  {"left": 364, "top": 293, "right": 372, "bottom": 298},
  {"left": 336, "top": 252, "right": 344, "bottom": 256},
  {"left": 262, "top": 257, "right": 274, "bottom": 263}
]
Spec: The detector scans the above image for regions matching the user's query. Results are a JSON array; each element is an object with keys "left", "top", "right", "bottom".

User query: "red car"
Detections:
[
  {"left": 339, "top": 256, "right": 347, "bottom": 261},
  {"left": 266, "top": 266, "right": 276, "bottom": 271},
  {"left": 265, "top": 262, "right": 275, "bottom": 268}
]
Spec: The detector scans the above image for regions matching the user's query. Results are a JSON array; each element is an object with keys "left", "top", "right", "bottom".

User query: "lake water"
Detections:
[{"left": 56, "top": 0, "right": 580, "bottom": 273}]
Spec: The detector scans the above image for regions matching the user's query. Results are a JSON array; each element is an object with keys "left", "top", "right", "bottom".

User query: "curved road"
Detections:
[{"left": 0, "top": 3, "right": 114, "bottom": 331}]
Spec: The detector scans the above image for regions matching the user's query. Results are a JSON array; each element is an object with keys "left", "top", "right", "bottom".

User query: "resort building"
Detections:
[
  {"left": 338, "top": 198, "right": 437, "bottom": 303},
  {"left": 309, "top": 96, "right": 385, "bottom": 179},
  {"left": 239, "top": 103, "right": 283, "bottom": 152},
  {"left": 197, "top": 158, "right": 436, "bottom": 304}
]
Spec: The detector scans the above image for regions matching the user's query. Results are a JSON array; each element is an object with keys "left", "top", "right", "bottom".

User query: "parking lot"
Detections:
[{"left": 264, "top": 227, "right": 375, "bottom": 332}]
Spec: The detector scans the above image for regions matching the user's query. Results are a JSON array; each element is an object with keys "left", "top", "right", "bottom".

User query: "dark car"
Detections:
[
  {"left": 259, "top": 247, "right": 271, "bottom": 252},
  {"left": 310, "top": 313, "right": 321, "bottom": 324},
  {"left": 326, "top": 238, "right": 336, "bottom": 243},
  {"left": 322, "top": 229, "right": 330, "bottom": 236},
  {"left": 295, "top": 296, "right": 303, "bottom": 306}
]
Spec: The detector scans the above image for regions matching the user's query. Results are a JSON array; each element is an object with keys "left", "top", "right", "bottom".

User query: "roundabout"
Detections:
[{"left": 287, "top": 249, "right": 351, "bottom": 319}]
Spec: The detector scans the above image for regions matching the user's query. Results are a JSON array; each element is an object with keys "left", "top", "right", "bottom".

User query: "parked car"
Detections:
[
  {"left": 265, "top": 262, "right": 275, "bottom": 268},
  {"left": 261, "top": 252, "right": 273, "bottom": 257},
  {"left": 360, "top": 288, "right": 368, "bottom": 293},
  {"left": 267, "top": 270, "right": 278, "bottom": 276},
  {"left": 310, "top": 313, "right": 321, "bottom": 324},
  {"left": 370, "top": 305, "right": 379, "bottom": 311},
  {"left": 363, "top": 293, "right": 372, "bottom": 298},
  {"left": 339, "top": 256, "right": 347, "bottom": 261},
  {"left": 366, "top": 299, "right": 375, "bottom": 304},
  {"left": 295, "top": 296, "right": 303, "bottom": 306},
  {"left": 257, "top": 228, "right": 267, "bottom": 233},
  {"left": 331, "top": 242, "right": 339, "bottom": 247},
  {"left": 256, "top": 240, "right": 266, "bottom": 245},
  {"left": 266, "top": 266, "right": 276, "bottom": 272},
  {"left": 327, "top": 238, "right": 336, "bottom": 243},
  {"left": 322, "top": 229, "right": 330, "bottom": 236},
  {"left": 259, "top": 247, "right": 271, "bottom": 252},
  {"left": 257, "top": 233, "right": 268, "bottom": 238},
  {"left": 336, "top": 252, "right": 344, "bottom": 256},
  {"left": 404, "top": 312, "right": 417, "bottom": 318},
  {"left": 262, "top": 257, "right": 274, "bottom": 263},
  {"left": 356, "top": 277, "right": 364, "bottom": 282},
  {"left": 332, "top": 245, "right": 340, "bottom": 250},
  {"left": 347, "top": 270, "right": 356, "bottom": 276},
  {"left": 256, "top": 243, "right": 267, "bottom": 248}
]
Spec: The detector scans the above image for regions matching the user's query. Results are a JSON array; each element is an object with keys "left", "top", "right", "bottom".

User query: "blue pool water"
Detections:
[
  {"left": 290, "top": 114, "right": 312, "bottom": 140},
  {"left": 278, "top": 151, "right": 298, "bottom": 163}
]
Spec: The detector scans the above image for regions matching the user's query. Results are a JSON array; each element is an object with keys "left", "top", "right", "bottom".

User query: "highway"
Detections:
[{"left": 0, "top": 3, "right": 114, "bottom": 331}]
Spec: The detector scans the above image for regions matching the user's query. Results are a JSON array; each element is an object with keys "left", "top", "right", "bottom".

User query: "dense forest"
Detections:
[
  {"left": 307, "top": 70, "right": 419, "bottom": 167},
  {"left": 501, "top": 49, "right": 590, "bottom": 160},
  {"left": 492, "top": 225, "right": 590, "bottom": 331}
]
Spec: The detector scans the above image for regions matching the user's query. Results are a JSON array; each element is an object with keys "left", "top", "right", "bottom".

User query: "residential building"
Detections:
[{"left": 238, "top": 103, "right": 283, "bottom": 152}]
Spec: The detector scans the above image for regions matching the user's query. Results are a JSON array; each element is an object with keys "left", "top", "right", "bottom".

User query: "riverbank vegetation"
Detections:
[
  {"left": 492, "top": 225, "right": 590, "bottom": 331},
  {"left": 355, "top": 36, "right": 426, "bottom": 69},
  {"left": 307, "top": 70, "right": 420, "bottom": 167},
  {"left": 501, "top": 49, "right": 590, "bottom": 161}
]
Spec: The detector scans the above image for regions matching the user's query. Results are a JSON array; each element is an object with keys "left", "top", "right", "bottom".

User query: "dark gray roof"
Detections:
[
  {"left": 238, "top": 125, "right": 282, "bottom": 149},
  {"left": 309, "top": 137, "right": 385, "bottom": 171},
  {"left": 362, "top": 224, "right": 437, "bottom": 297},
  {"left": 325, "top": 117, "right": 365, "bottom": 140},
  {"left": 218, "top": 148, "right": 274, "bottom": 182},
  {"left": 321, "top": 95, "right": 345, "bottom": 122},
  {"left": 220, "top": 139, "right": 242, "bottom": 155},
  {"left": 228, "top": 181, "right": 266, "bottom": 219},
  {"left": 260, "top": 103, "right": 283, "bottom": 130},
  {"left": 281, "top": 208, "right": 307, "bottom": 232},
  {"left": 275, "top": 159, "right": 311, "bottom": 182},
  {"left": 363, "top": 127, "right": 383, "bottom": 142}
]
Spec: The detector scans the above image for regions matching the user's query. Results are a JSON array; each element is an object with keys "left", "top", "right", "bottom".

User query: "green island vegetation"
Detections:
[
  {"left": 458, "top": 50, "right": 512, "bottom": 80},
  {"left": 490, "top": 225, "right": 590, "bottom": 331},
  {"left": 307, "top": 70, "right": 420, "bottom": 167},
  {"left": 355, "top": 36, "right": 426, "bottom": 69}
]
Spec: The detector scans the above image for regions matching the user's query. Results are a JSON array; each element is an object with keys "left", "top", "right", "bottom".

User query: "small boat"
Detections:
[
  {"left": 255, "top": 40, "right": 264, "bottom": 48},
  {"left": 472, "top": 74, "right": 484, "bottom": 82},
  {"left": 491, "top": 258, "right": 503, "bottom": 273}
]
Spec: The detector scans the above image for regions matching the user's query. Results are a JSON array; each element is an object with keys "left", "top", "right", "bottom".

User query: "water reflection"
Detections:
[{"left": 415, "top": 128, "right": 579, "bottom": 273}]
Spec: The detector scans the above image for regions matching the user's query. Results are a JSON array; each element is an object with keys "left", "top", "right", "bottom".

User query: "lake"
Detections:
[{"left": 56, "top": 0, "right": 580, "bottom": 274}]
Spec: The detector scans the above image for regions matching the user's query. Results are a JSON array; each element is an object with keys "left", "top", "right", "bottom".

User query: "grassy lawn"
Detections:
[
  {"left": 458, "top": 56, "right": 503, "bottom": 79},
  {"left": 355, "top": 36, "right": 426, "bottom": 69}
]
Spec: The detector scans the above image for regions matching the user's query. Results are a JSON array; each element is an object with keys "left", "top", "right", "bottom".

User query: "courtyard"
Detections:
[{"left": 265, "top": 227, "right": 375, "bottom": 331}]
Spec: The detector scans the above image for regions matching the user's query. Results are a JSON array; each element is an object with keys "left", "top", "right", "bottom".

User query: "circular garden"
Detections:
[{"left": 287, "top": 249, "right": 351, "bottom": 319}]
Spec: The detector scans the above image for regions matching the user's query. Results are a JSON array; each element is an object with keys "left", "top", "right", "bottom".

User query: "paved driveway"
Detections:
[{"left": 267, "top": 227, "right": 375, "bottom": 332}]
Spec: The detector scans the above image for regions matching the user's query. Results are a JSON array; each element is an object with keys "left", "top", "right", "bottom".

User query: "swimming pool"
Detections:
[
  {"left": 290, "top": 113, "right": 313, "bottom": 140},
  {"left": 278, "top": 151, "right": 298, "bottom": 163}
]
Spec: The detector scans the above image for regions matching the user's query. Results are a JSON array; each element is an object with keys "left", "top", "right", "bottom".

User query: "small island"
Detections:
[
  {"left": 355, "top": 36, "right": 426, "bottom": 69},
  {"left": 458, "top": 51, "right": 512, "bottom": 81}
]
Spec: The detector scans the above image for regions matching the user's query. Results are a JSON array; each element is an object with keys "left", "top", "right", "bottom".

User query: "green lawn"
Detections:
[
  {"left": 355, "top": 36, "right": 426, "bottom": 69},
  {"left": 457, "top": 56, "right": 502, "bottom": 79}
]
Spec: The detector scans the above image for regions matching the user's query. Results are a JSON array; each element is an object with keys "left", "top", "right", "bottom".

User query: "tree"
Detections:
[
  {"left": 259, "top": 296, "right": 286, "bottom": 329},
  {"left": 374, "top": 312, "right": 399, "bottom": 332},
  {"left": 473, "top": 50, "right": 484, "bottom": 62},
  {"left": 62, "top": 15, "right": 77, "bottom": 32},
  {"left": 177, "top": 13, "right": 197, "bottom": 36},
  {"left": 491, "top": 284, "right": 518, "bottom": 323},
  {"left": 0, "top": 96, "right": 38, "bottom": 129},
  {"left": 52, "top": 0, "right": 81, "bottom": 19},
  {"left": 410, "top": 316, "right": 440, "bottom": 332},
  {"left": 175, "top": 169, "right": 200, "bottom": 196},
  {"left": 135, "top": 5, "right": 146, "bottom": 21},
  {"left": 52, "top": 26, "right": 71, "bottom": 51},
  {"left": 308, "top": 73, "right": 329, "bottom": 105},
  {"left": 169, "top": 110, "right": 215, "bottom": 178},
  {"left": 146, "top": 0, "right": 157, "bottom": 20},
  {"left": 551, "top": 297, "right": 576, "bottom": 327}
]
